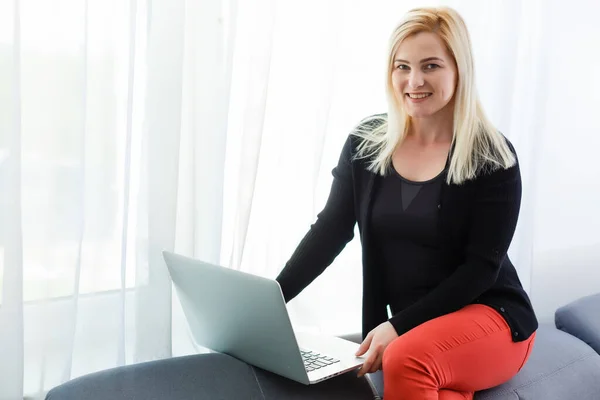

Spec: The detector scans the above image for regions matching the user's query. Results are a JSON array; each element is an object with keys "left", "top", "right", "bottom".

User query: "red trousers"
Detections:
[{"left": 382, "top": 304, "right": 536, "bottom": 400}]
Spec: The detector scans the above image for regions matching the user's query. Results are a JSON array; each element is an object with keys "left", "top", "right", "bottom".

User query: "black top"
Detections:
[
  {"left": 276, "top": 114, "right": 538, "bottom": 342},
  {"left": 371, "top": 165, "right": 448, "bottom": 315}
]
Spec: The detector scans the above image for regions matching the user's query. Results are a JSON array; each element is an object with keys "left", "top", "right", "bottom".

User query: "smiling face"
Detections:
[{"left": 392, "top": 31, "right": 458, "bottom": 119}]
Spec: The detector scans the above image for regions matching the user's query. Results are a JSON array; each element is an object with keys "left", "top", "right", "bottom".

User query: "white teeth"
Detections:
[{"left": 408, "top": 93, "right": 431, "bottom": 99}]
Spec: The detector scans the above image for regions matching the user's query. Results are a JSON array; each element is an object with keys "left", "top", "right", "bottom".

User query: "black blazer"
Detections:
[{"left": 276, "top": 118, "right": 538, "bottom": 342}]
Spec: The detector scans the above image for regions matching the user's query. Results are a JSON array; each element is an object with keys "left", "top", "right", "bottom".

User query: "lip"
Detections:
[{"left": 405, "top": 93, "right": 432, "bottom": 103}]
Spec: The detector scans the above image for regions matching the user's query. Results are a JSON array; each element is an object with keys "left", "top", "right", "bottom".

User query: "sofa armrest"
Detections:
[
  {"left": 46, "top": 352, "right": 376, "bottom": 400},
  {"left": 555, "top": 292, "right": 600, "bottom": 354}
]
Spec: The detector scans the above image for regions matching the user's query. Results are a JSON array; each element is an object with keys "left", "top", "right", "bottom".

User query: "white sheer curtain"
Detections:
[
  {"left": 1, "top": 0, "right": 599, "bottom": 399},
  {"left": 0, "top": 0, "right": 233, "bottom": 398}
]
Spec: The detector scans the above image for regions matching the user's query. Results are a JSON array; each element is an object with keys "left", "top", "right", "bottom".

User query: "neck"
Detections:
[{"left": 408, "top": 104, "right": 454, "bottom": 145}]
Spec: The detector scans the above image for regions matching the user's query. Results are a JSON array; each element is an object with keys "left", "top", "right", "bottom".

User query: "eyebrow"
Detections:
[{"left": 394, "top": 57, "right": 444, "bottom": 64}]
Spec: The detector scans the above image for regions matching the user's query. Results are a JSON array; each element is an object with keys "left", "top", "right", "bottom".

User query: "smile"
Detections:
[{"left": 406, "top": 93, "right": 432, "bottom": 99}]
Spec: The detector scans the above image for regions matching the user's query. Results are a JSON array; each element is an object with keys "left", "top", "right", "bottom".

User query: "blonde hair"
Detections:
[{"left": 352, "top": 7, "right": 515, "bottom": 184}]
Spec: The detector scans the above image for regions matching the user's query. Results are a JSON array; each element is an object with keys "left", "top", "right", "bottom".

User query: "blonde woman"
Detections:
[{"left": 276, "top": 7, "right": 537, "bottom": 400}]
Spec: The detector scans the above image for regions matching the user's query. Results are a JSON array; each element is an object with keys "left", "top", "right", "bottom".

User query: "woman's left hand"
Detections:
[{"left": 355, "top": 321, "right": 399, "bottom": 377}]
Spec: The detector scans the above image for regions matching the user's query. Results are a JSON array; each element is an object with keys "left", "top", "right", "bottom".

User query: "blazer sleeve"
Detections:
[
  {"left": 275, "top": 134, "right": 357, "bottom": 303},
  {"left": 388, "top": 155, "right": 522, "bottom": 336}
]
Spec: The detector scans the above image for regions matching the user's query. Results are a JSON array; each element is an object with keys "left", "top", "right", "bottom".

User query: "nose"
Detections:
[{"left": 408, "top": 70, "right": 425, "bottom": 89}]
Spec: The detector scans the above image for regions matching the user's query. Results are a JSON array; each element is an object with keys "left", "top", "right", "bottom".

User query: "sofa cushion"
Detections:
[
  {"left": 555, "top": 292, "right": 600, "bottom": 354},
  {"left": 475, "top": 324, "right": 600, "bottom": 400}
]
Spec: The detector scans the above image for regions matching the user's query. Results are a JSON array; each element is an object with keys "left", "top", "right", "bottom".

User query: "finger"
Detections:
[
  {"left": 357, "top": 353, "right": 376, "bottom": 377},
  {"left": 355, "top": 333, "right": 373, "bottom": 356},
  {"left": 357, "top": 359, "right": 370, "bottom": 377},
  {"left": 368, "top": 353, "right": 383, "bottom": 373},
  {"left": 356, "top": 332, "right": 373, "bottom": 356},
  {"left": 365, "top": 348, "right": 382, "bottom": 373}
]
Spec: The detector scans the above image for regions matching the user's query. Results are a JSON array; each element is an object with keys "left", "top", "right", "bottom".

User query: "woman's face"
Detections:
[{"left": 392, "top": 32, "right": 458, "bottom": 119}]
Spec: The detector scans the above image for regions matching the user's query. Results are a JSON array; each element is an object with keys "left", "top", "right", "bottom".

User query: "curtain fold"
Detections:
[{"left": 0, "top": 0, "right": 25, "bottom": 398}]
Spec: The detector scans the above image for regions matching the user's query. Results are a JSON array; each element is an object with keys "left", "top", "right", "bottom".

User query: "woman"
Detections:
[{"left": 276, "top": 6, "right": 538, "bottom": 400}]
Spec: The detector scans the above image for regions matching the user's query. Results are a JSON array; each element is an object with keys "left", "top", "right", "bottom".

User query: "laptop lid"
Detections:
[{"left": 162, "top": 250, "right": 310, "bottom": 384}]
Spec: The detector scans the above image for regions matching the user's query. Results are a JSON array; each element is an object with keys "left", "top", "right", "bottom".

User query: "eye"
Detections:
[
  {"left": 396, "top": 64, "right": 409, "bottom": 70},
  {"left": 425, "top": 64, "right": 440, "bottom": 70}
]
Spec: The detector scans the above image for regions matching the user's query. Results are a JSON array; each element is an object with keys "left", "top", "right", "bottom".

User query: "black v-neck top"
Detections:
[{"left": 371, "top": 165, "right": 448, "bottom": 314}]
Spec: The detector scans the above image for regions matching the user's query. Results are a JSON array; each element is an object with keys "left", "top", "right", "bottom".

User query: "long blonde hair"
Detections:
[{"left": 352, "top": 7, "right": 515, "bottom": 184}]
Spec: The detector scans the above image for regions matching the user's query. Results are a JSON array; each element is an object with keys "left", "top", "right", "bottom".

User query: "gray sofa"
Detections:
[{"left": 46, "top": 293, "right": 600, "bottom": 400}]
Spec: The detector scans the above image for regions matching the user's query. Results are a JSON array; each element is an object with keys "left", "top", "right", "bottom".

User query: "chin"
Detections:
[
  {"left": 406, "top": 101, "right": 447, "bottom": 118},
  {"left": 407, "top": 109, "right": 435, "bottom": 118}
]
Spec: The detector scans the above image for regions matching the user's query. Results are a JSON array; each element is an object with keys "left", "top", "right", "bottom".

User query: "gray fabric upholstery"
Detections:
[
  {"left": 45, "top": 352, "right": 376, "bottom": 400},
  {"left": 555, "top": 292, "right": 600, "bottom": 354},
  {"left": 250, "top": 365, "right": 374, "bottom": 400},
  {"left": 45, "top": 353, "right": 264, "bottom": 400},
  {"left": 365, "top": 370, "right": 384, "bottom": 400},
  {"left": 476, "top": 324, "right": 600, "bottom": 399}
]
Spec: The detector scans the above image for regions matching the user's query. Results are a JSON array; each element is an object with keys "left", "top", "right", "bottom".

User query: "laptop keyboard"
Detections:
[{"left": 300, "top": 350, "right": 340, "bottom": 372}]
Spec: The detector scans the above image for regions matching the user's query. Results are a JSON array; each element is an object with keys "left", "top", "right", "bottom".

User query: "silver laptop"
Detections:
[{"left": 163, "top": 250, "right": 365, "bottom": 385}]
